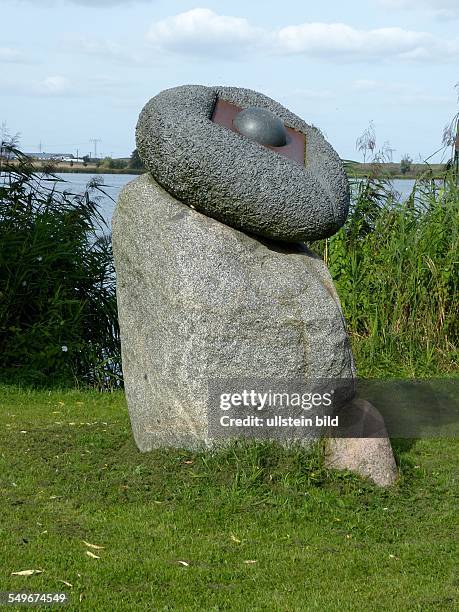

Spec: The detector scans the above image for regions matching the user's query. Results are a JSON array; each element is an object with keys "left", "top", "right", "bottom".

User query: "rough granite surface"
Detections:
[
  {"left": 135, "top": 85, "right": 349, "bottom": 243},
  {"left": 325, "top": 399, "right": 398, "bottom": 487},
  {"left": 112, "top": 174, "right": 355, "bottom": 451}
]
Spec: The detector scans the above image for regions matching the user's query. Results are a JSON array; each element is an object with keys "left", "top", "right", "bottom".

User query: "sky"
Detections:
[{"left": 1, "top": 0, "right": 458, "bottom": 161}]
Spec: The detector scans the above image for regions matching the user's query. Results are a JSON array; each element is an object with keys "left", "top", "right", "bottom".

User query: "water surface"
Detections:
[{"left": 57, "top": 173, "right": 418, "bottom": 229}]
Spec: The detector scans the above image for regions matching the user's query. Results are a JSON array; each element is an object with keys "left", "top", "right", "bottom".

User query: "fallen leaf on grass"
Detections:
[
  {"left": 177, "top": 561, "right": 189, "bottom": 567},
  {"left": 243, "top": 560, "right": 257, "bottom": 565},
  {"left": 183, "top": 460, "right": 194, "bottom": 465},
  {"left": 230, "top": 534, "right": 242, "bottom": 543},
  {"left": 11, "top": 569, "right": 43, "bottom": 576},
  {"left": 85, "top": 551, "right": 100, "bottom": 559},
  {"left": 59, "top": 580, "right": 73, "bottom": 588},
  {"left": 82, "top": 540, "right": 105, "bottom": 550}
]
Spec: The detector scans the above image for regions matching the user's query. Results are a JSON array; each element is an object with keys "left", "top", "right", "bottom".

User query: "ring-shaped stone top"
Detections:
[{"left": 136, "top": 85, "right": 349, "bottom": 242}]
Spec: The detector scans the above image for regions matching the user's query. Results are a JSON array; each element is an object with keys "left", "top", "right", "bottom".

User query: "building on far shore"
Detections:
[{"left": 25, "top": 152, "right": 84, "bottom": 163}]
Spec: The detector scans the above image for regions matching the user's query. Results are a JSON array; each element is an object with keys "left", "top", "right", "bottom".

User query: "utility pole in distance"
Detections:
[{"left": 90, "top": 138, "right": 101, "bottom": 159}]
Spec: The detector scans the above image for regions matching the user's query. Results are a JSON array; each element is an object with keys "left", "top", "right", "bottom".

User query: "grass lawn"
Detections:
[{"left": 0, "top": 386, "right": 457, "bottom": 611}]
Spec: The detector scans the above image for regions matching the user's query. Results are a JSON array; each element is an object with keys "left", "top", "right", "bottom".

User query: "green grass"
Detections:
[
  {"left": 0, "top": 142, "right": 120, "bottom": 388},
  {"left": 312, "top": 172, "right": 458, "bottom": 377},
  {"left": 2, "top": 144, "right": 457, "bottom": 387},
  {"left": 0, "top": 387, "right": 457, "bottom": 611}
]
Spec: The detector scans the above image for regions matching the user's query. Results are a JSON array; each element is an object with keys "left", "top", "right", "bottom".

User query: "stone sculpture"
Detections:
[
  {"left": 135, "top": 85, "right": 349, "bottom": 242},
  {"left": 113, "top": 84, "right": 397, "bottom": 486}
]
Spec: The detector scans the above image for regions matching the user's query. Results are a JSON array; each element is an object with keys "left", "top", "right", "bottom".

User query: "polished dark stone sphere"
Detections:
[{"left": 233, "top": 107, "right": 287, "bottom": 147}]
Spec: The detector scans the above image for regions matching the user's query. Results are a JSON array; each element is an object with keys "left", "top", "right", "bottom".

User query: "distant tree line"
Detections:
[{"left": 80, "top": 149, "right": 145, "bottom": 171}]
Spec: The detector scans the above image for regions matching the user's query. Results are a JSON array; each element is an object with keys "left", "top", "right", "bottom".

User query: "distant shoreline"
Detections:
[
  {"left": 345, "top": 161, "right": 447, "bottom": 180},
  {"left": 54, "top": 168, "right": 444, "bottom": 180},
  {"left": 21, "top": 161, "right": 449, "bottom": 180},
  {"left": 54, "top": 166, "right": 144, "bottom": 175}
]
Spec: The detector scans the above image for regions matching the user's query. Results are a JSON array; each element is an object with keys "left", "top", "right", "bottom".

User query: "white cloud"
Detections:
[
  {"left": 147, "top": 8, "right": 267, "bottom": 58},
  {"left": 0, "top": 75, "right": 75, "bottom": 97},
  {"left": 275, "top": 24, "right": 435, "bottom": 61},
  {"left": 353, "top": 79, "right": 385, "bottom": 92},
  {"left": 352, "top": 79, "right": 451, "bottom": 105},
  {"left": 0, "top": 47, "right": 29, "bottom": 63},
  {"left": 1, "top": 73, "right": 128, "bottom": 98},
  {"left": 68, "top": 0, "right": 148, "bottom": 4},
  {"left": 287, "top": 88, "right": 334, "bottom": 101},
  {"left": 378, "top": 0, "right": 459, "bottom": 19},
  {"left": 146, "top": 9, "right": 459, "bottom": 63},
  {"left": 14, "top": 0, "right": 152, "bottom": 6},
  {"left": 60, "top": 34, "right": 148, "bottom": 65},
  {"left": 36, "top": 75, "right": 71, "bottom": 95}
]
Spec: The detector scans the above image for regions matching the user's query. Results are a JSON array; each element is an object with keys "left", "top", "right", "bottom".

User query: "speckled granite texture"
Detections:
[
  {"left": 136, "top": 85, "right": 349, "bottom": 243},
  {"left": 325, "top": 400, "right": 398, "bottom": 486},
  {"left": 112, "top": 175, "right": 355, "bottom": 451}
]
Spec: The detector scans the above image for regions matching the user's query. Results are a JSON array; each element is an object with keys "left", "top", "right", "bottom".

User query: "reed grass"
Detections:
[
  {"left": 0, "top": 141, "right": 121, "bottom": 388},
  {"left": 1, "top": 140, "right": 457, "bottom": 387},
  {"left": 313, "top": 170, "right": 458, "bottom": 377}
]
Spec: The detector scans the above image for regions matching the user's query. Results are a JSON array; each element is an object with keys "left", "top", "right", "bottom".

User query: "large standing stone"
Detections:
[{"left": 112, "top": 174, "right": 355, "bottom": 451}]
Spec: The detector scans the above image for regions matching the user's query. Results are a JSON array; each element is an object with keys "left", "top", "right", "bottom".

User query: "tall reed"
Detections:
[
  {"left": 313, "top": 169, "right": 458, "bottom": 377},
  {"left": 1, "top": 140, "right": 457, "bottom": 386},
  {"left": 0, "top": 141, "right": 121, "bottom": 388}
]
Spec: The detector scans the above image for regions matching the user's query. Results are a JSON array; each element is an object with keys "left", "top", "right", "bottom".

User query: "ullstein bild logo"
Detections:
[
  {"left": 207, "top": 379, "right": 459, "bottom": 439},
  {"left": 219, "top": 389, "right": 338, "bottom": 429},
  {"left": 219, "top": 413, "right": 339, "bottom": 429}
]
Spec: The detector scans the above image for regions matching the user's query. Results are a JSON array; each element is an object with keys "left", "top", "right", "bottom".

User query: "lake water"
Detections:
[
  {"left": 56, "top": 173, "right": 418, "bottom": 229},
  {"left": 56, "top": 173, "right": 132, "bottom": 230}
]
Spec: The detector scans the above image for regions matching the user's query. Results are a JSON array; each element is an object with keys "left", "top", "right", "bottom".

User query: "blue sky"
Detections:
[{"left": 1, "top": 0, "right": 458, "bottom": 160}]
